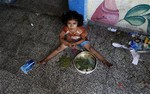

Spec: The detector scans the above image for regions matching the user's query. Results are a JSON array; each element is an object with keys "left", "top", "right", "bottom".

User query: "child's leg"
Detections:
[
  {"left": 83, "top": 44, "right": 113, "bottom": 67},
  {"left": 39, "top": 44, "right": 67, "bottom": 64}
]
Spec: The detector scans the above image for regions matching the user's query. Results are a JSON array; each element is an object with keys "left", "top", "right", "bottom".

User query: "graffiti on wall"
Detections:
[
  {"left": 123, "top": 4, "right": 150, "bottom": 34},
  {"left": 91, "top": 0, "right": 119, "bottom": 25}
]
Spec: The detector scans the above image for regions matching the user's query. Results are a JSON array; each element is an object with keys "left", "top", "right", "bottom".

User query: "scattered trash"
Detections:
[
  {"left": 128, "top": 32, "right": 139, "bottom": 38},
  {"left": 20, "top": 59, "right": 35, "bottom": 74},
  {"left": 107, "top": 27, "right": 117, "bottom": 32},
  {"left": 31, "top": 23, "right": 34, "bottom": 27},
  {"left": 128, "top": 32, "right": 150, "bottom": 50},
  {"left": 112, "top": 42, "right": 140, "bottom": 65},
  {"left": 130, "top": 49, "right": 140, "bottom": 65},
  {"left": 112, "top": 31, "right": 150, "bottom": 65},
  {"left": 144, "top": 36, "right": 150, "bottom": 49},
  {"left": 128, "top": 40, "right": 143, "bottom": 51},
  {"left": 112, "top": 42, "right": 128, "bottom": 49}
]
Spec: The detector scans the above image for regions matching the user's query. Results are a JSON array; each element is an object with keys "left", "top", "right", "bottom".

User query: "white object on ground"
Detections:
[
  {"left": 35, "top": 13, "right": 40, "bottom": 16},
  {"left": 112, "top": 42, "right": 140, "bottom": 65},
  {"left": 31, "top": 23, "right": 34, "bottom": 26},
  {"left": 130, "top": 49, "right": 140, "bottom": 65},
  {"left": 112, "top": 42, "right": 128, "bottom": 49},
  {"left": 108, "top": 27, "right": 117, "bottom": 32}
]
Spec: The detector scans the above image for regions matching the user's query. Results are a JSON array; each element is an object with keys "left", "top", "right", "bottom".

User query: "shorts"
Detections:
[{"left": 78, "top": 41, "right": 90, "bottom": 47}]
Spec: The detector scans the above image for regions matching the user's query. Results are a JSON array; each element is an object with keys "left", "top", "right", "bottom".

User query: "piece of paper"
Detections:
[{"left": 130, "top": 49, "right": 140, "bottom": 65}]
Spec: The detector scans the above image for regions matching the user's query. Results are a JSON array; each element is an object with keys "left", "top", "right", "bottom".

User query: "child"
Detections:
[{"left": 39, "top": 10, "right": 113, "bottom": 67}]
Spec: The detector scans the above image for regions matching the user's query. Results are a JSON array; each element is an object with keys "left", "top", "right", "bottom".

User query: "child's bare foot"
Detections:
[
  {"left": 106, "top": 63, "right": 113, "bottom": 67},
  {"left": 102, "top": 61, "right": 113, "bottom": 67}
]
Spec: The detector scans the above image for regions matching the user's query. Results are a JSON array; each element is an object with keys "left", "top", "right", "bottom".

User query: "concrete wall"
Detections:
[
  {"left": 68, "top": 0, "right": 87, "bottom": 21},
  {"left": 87, "top": 0, "right": 150, "bottom": 34},
  {"left": 2, "top": 0, "right": 68, "bottom": 16},
  {"left": 2, "top": 0, "right": 150, "bottom": 34}
]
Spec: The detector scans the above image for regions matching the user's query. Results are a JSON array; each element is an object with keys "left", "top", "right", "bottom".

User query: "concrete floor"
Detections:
[{"left": 0, "top": 6, "right": 150, "bottom": 94}]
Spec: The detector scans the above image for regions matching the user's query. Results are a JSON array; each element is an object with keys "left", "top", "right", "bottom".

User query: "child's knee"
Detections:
[
  {"left": 87, "top": 47, "right": 93, "bottom": 52},
  {"left": 56, "top": 46, "right": 65, "bottom": 52},
  {"left": 90, "top": 47, "right": 94, "bottom": 52},
  {"left": 56, "top": 47, "right": 62, "bottom": 52}
]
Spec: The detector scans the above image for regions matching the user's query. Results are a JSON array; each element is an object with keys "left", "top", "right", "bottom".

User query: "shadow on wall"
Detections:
[{"left": 0, "top": 0, "right": 69, "bottom": 16}]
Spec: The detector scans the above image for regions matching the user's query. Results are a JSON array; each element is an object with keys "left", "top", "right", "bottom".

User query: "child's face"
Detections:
[{"left": 67, "top": 20, "right": 78, "bottom": 31}]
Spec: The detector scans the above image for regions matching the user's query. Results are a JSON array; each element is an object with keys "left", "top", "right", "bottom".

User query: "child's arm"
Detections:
[{"left": 59, "top": 30, "right": 71, "bottom": 46}]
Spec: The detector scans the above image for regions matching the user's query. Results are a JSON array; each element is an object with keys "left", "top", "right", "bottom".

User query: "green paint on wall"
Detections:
[{"left": 124, "top": 4, "right": 150, "bottom": 34}]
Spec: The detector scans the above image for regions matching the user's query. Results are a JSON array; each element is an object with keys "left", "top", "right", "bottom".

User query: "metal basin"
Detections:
[{"left": 73, "top": 51, "right": 97, "bottom": 74}]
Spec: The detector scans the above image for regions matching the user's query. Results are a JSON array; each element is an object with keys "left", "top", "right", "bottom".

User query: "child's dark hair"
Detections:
[{"left": 61, "top": 10, "right": 83, "bottom": 26}]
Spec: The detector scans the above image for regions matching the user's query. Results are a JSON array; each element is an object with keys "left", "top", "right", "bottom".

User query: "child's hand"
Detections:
[
  {"left": 71, "top": 43, "right": 77, "bottom": 48},
  {"left": 69, "top": 43, "right": 77, "bottom": 49},
  {"left": 68, "top": 43, "right": 72, "bottom": 48}
]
